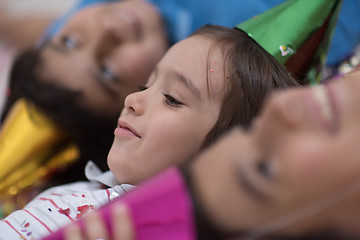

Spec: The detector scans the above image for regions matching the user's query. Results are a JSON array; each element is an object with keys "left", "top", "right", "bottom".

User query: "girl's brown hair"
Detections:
[{"left": 192, "top": 25, "right": 299, "bottom": 149}]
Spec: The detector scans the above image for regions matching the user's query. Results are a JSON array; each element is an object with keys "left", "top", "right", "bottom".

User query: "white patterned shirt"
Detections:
[{"left": 0, "top": 161, "right": 135, "bottom": 240}]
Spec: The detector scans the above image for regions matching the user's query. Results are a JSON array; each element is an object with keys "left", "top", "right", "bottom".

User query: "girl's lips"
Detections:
[
  {"left": 308, "top": 84, "right": 339, "bottom": 133},
  {"left": 326, "top": 81, "right": 340, "bottom": 131},
  {"left": 115, "top": 120, "right": 141, "bottom": 138}
]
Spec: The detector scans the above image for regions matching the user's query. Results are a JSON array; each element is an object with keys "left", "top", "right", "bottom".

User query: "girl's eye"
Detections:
[
  {"left": 163, "top": 93, "right": 183, "bottom": 107},
  {"left": 138, "top": 86, "right": 148, "bottom": 91},
  {"left": 61, "top": 35, "right": 77, "bottom": 49},
  {"left": 256, "top": 159, "right": 273, "bottom": 179},
  {"left": 100, "top": 65, "right": 117, "bottom": 82}
]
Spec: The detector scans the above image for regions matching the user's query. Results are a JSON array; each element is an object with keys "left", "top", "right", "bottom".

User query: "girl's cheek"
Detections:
[
  {"left": 280, "top": 139, "right": 346, "bottom": 203},
  {"left": 274, "top": 138, "right": 316, "bottom": 187}
]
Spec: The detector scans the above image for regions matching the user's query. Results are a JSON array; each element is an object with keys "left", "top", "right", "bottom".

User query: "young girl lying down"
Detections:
[
  {"left": 0, "top": 25, "right": 298, "bottom": 239},
  {"left": 70, "top": 70, "right": 360, "bottom": 240}
]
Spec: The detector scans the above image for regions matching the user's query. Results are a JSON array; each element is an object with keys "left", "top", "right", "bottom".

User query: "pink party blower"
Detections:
[{"left": 41, "top": 167, "right": 196, "bottom": 240}]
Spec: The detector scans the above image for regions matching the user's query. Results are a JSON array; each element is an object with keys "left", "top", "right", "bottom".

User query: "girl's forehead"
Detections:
[
  {"left": 167, "top": 35, "right": 220, "bottom": 59},
  {"left": 162, "top": 36, "right": 227, "bottom": 98}
]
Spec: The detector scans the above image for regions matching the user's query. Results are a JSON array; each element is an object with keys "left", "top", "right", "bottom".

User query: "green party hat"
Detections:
[{"left": 236, "top": 0, "right": 343, "bottom": 84}]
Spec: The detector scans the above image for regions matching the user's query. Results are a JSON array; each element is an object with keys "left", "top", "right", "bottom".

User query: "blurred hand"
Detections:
[{"left": 65, "top": 204, "right": 135, "bottom": 240}]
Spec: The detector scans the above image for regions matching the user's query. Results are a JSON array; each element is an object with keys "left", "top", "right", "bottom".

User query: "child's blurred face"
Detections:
[
  {"left": 190, "top": 70, "right": 360, "bottom": 237},
  {"left": 107, "top": 35, "right": 227, "bottom": 185},
  {"left": 40, "top": 0, "right": 168, "bottom": 117}
]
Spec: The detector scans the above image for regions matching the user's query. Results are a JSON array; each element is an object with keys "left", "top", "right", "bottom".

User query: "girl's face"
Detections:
[
  {"left": 191, "top": 70, "right": 360, "bottom": 237},
  {"left": 107, "top": 35, "right": 226, "bottom": 185},
  {"left": 40, "top": 0, "right": 168, "bottom": 116}
]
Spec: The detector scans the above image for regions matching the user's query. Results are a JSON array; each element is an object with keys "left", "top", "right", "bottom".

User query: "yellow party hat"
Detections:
[{"left": 0, "top": 99, "right": 79, "bottom": 199}]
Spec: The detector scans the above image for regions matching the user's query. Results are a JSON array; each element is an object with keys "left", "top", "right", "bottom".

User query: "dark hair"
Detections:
[
  {"left": 260, "top": 230, "right": 357, "bottom": 240},
  {"left": 191, "top": 25, "right": 299, "bottom": 149},
  {"left": 2, "top": 48, "right": 116, "bottom": 182}
]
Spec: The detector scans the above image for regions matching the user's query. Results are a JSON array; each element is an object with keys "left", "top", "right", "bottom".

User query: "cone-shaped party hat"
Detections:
[
  {"left": 0, "top": 99, "right": 79, "bottom": 204},
  {"left": 236, "top": 0, "right": 343, "bottom": 84}
]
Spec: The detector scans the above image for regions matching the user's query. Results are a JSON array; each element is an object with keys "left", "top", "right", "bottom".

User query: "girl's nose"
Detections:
[
  {"left": 259, "top": 91, "right": 303, "bottom": 131},
  {"left": 123, "top": 90, "right": 145, "bottom": 116},
  {"left": 101, "top": 14, "right": 125, "bottom": 41},
  {"left": 92, "top": 14, "right": 125, "bottom": 55}
]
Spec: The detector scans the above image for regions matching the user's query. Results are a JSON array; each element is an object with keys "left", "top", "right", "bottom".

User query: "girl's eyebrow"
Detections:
[
  {"left": 169, "top": 69, "right": 201, "bottom": 100},
  {"left": 235, "top": 164, "right": 272, "bottom": 203},
  {"left": 47, "top": 41, "right": 69, "bottom": 55}
]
